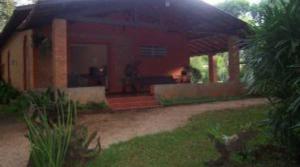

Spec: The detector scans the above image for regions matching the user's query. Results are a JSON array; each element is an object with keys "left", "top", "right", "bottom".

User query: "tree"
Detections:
[
  {"left": 0, "top": 0, "right": 15, "bottom": 31},
  {"left": 217, "top": 0, "right": 251, "bottom": 17},
  {"left": 217, "top": 0, "right": 266, "bottom": 24},
  {"left": 245, "top": 0, "right": 300, "bottom": 158}
]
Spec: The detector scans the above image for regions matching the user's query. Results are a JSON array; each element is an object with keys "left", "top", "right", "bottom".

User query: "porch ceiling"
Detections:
[{"left": 188, "top": 35, "right": 230, "bottom": 55}]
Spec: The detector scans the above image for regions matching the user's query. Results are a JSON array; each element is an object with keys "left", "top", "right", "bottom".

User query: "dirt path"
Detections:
[{"left": 0, "top": 98, "right": 268, "bottom": 167}]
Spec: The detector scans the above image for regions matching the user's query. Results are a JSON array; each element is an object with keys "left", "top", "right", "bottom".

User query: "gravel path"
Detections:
[{"left": 0, "top": 98, "right": 268, "bottom": 167}]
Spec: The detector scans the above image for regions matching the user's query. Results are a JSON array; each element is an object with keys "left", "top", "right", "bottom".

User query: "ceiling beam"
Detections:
[{"left": 64, "top": 16, "right": 164, "bottom": 29}]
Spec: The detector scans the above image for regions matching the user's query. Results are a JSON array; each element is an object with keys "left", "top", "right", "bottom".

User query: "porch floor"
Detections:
[{"left": 107, "top": 95, "right": 161, "bottom": 111}]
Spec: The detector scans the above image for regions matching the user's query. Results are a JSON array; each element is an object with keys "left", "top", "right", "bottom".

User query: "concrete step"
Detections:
[
  {"left": 111, "top": 104, "right": 161, "bottom": 111},
  {"left": 107, "top": 95, "right": 161, "bottom": 111},
  {"left": 108, "top": 95, "right": 155, "bottom": 103}
]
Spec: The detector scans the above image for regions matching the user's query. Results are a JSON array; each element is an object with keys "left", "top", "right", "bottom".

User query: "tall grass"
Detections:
[{"left": 25, "top": 103, "right": 75, "bottom": 167}]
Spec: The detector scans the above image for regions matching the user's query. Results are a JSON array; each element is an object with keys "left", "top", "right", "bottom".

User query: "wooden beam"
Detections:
[
  {"left": 64, "top": 16, "right": 163, "bottom": 29},
  {"left": 62, "top": 6, "right": 132, "bottom": 18}
]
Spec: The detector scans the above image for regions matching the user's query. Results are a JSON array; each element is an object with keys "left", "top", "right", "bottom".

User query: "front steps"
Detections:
[{"left": 107, "top": 95, "right": 161, "bottom": 111}]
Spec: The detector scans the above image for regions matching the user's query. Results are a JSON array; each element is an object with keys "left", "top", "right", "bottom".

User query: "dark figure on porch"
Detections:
[
  {"left": 122, "top": 62, "right": 140, "bottom": 94},
  {"left": 179, "top": 66, "right": 192, "bottom": 83},
  {"left": 89, "top": 66, "right": 108, "bottom": 86}
]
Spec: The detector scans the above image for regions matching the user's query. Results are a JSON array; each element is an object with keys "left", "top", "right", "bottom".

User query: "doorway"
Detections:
[{"left": 68, "top": 44, "right": 108, "bottom": 89}]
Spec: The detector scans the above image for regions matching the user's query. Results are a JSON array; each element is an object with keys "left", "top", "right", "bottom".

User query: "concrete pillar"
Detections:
[
  {"left": 52, "top": 19, "right": 68, "bottom": 88},
  {"left": 228, "top": 36, "right": 240, "bottom": 82},
  {"left": 208, "top": 54, "right": 218, "bottom": 83}
]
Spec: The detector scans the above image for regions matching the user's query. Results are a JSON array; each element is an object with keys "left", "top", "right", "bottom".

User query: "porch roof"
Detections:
[{"left": 0, "top": 0, "right": 248, "bottom": 54}]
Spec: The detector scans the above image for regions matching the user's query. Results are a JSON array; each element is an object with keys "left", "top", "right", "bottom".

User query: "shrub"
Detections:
[
  {"left": 6, "top": 95, "right": 30, "bottom": 113},
  {"left": 26, "top": 88, "right": 102, "bottom": 167},
  {"left": 65, "top": 125, "right": 101, "bottom": 167},
  {"left": 25, "top": 102, "right": 74, "bottom": 167},
  {"left": 0, "top": 81, "right": 20, "bottom": 104},
  {"left": 244, "top": 0, "right": 300, "bottom": 158},
  {"left": 26, "top": 88, "right": 75, "bottom": 123}
]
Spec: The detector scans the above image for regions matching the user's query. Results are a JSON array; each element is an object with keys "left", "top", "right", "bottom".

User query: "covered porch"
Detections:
[{"left": 26, "top": 0, "right": 246, "bottom": 107}]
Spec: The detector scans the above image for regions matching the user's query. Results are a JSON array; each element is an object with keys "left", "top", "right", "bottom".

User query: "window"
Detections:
[{"left": 140, "top": 46, "right": 167, "bottom": 58}]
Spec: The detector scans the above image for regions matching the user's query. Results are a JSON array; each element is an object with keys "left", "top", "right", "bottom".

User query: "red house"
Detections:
[{"left": 0, "top": 0, "right": 247, "bottom": 110}]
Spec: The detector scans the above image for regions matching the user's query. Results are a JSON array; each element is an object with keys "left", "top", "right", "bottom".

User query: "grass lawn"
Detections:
[
  {"left": 90, "top": 105, "right": 273, "bottom": 167},
  {"left": 159, "top": 95, "right": 258, "bottom": 106},
  {"left": 0, "top": 105, "right": 24, "bottom": 124}
]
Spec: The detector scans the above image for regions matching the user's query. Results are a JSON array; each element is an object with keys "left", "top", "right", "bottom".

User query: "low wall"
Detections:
[
  {"left": 63, "top": 86, "right": 106, "bottom": 104},
  {"left": 153, "top": 82, "right": 246, "bottom": 100}
]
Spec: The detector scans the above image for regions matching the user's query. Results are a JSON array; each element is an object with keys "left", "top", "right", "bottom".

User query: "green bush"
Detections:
[
  {"left": 245, "top": 0, "right": 300, "bottom": 158},
  {"left": 25, "top": 102, "right": 74, "bottom": 167},
  {"left": 0, "top": 81, "right": 20, "bottom": 104},
  {"left": 6, "top": 95, "right": 30, "bottom": 113},
  {"left": 65, "top": 125, "right": 101, "bottom": 167},
  {"left": 26, "top": 88, "right": 75, "bottom": 123},
  {"left": 25, "top": 88, "right": 102, "bottom": 167}
]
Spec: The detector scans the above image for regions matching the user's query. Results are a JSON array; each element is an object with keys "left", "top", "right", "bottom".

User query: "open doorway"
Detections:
[
  {"left": 190, "top": 53, "right": 229, "bottom": 83},
  {"left": 68, "top": 44, "right": 108, "bottom": 89},
  {"left": 190, "top": 55, "right": 209, "bottom": 83}
]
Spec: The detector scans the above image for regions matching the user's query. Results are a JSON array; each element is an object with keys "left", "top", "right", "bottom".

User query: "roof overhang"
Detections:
[
  {"left": 0, "top": 4, "right": 33, "bottom": 48},
  {"left": 0, "top": 0, "right": 248, "bottom": 54}
]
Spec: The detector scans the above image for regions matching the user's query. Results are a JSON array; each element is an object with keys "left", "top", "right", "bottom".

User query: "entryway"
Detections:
[{"left": 68, "top": 44, "right": 108, "bottom": 89}]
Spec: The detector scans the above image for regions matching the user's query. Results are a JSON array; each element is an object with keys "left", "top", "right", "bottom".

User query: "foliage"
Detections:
[
  {"left": 244, "top": 0, "right": 300, "bottom": 158},
  {"left": 0, "top": 86, "right": 108, "bottom": 116},
  {"left": 159, "top": 96, "right": 249, "bottom": 107},
  {"left": 6, "top": 95, "right": 30, "bottom": 113},
  {"left": 189, "top": 66, "right": 202, "bottom": 84},
  {"left": 216, "top": 53, "right": 229, "bottom": 82},
  {"left": 190, "top": 56, "right": 209, "bottom": 83},
  {"left": 26, "top": 88, "right": 75, "bottom": 123},
  {"left": 217, "top": 0, "right": 251, "bottom": 17},
  {"left": 217, "top": 0, "right": 268, "bottom": 25},
  {"left": 25, "top": 88, "right": 102, "bottom": 167},
  {"left": 65, "top": 125, "right": 101, "bottom": 167},
  {"left": 0, "top": 81, "right": 20, "bottom": 104},
  {"left": 32, "top": 31, "right": 52, "bottom": 56},
  {"left": 25, "top": 102, "right": 74, "bottom": 167},
  {"left": 90, "top": 106, "right": 272, "bottom": 167},
  {"left": 206, "top": 124, "right": 258, "bottom": 166},
  {"left": 190, "top": 54, "right": 229, "bottom": 83},
  {"left": 0, "top": 0, "right": 14, "bottom": 31}
]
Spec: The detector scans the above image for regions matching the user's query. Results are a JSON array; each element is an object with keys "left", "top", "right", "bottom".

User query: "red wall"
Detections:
[
  {"left": 68, "top": 22, "right": 190, "bottom": 93},
  {"left": 33, "top": 26, "right": 53, "bottom": 88}
]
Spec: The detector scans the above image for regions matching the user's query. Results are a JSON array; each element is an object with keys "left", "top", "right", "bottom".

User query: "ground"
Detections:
[
  {"left": 0, "top": 98, "right": 267, "bottom": 167},
  {"left": 90, "top": 105, "right": 271, "bottom": 167}
]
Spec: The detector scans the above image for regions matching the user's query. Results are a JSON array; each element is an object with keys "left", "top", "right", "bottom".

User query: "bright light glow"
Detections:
[{"left": 16, "top": 0, "right": 32, "bottom": 6}]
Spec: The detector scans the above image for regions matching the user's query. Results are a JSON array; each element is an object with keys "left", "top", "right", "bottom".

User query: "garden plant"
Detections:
[{"left": 244, "top": 0, "right": 300, "bottom": 163}]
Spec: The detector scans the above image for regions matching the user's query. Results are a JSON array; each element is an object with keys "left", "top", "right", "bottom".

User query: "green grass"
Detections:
[
  {"left": 0, "top": 104, "right": 23, "bottom": 118},
  {"left": 0, "top": 101, "right": 108, "bottom": 119},
  {"left": 159, "top": 95, "right": 255, "bottom": 106},
  {"left": 89, "top": 105, "right": 270, "bottom": 167}
]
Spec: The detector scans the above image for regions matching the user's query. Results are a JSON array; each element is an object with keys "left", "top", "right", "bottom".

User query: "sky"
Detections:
[{"left": 16, "top": 0, "right": 261, "bottom": 6}]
